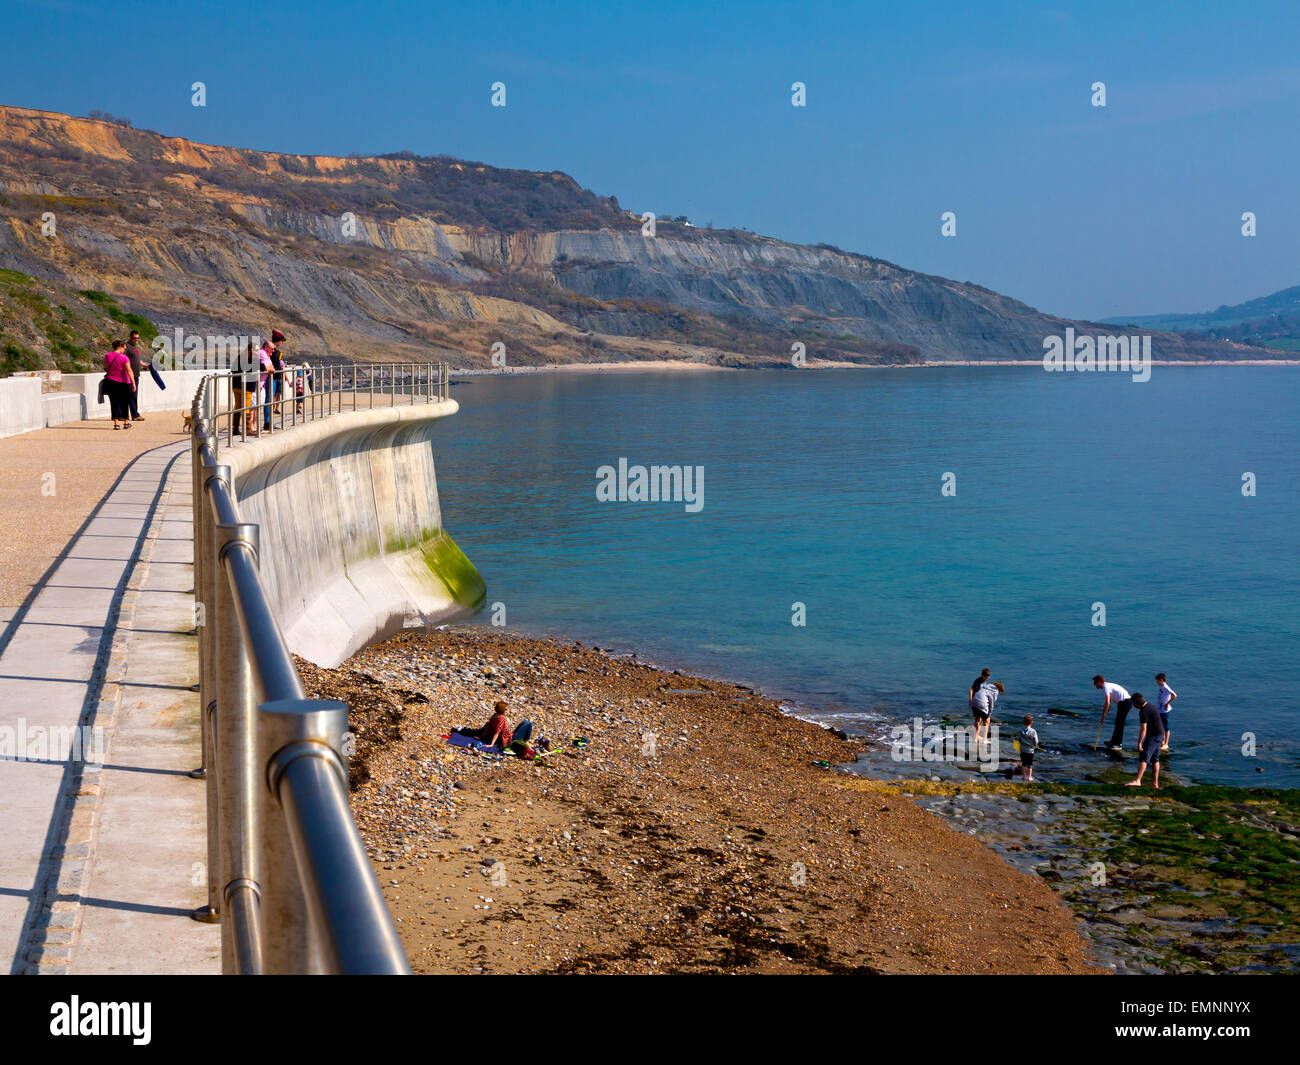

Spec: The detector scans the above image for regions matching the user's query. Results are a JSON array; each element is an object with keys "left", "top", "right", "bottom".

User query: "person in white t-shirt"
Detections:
[
  {"left": 1093, "top": 674, "right": 1133, "bottom": 750},
  {"left": 1154, "top": 673, "right": 1178, "bottom": 751}
]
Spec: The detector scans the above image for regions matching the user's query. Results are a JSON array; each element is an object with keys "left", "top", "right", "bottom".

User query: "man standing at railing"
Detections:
[{"left": 270, "top": 329, "right": 287, "bottom": 419}]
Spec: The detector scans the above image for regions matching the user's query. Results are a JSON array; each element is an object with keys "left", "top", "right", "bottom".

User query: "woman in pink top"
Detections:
[{"left": 103, "top": 340, "right": 136, "bottom": 430}]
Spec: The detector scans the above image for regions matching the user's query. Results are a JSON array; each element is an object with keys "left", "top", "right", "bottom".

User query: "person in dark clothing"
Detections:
[
  {"left": 1094, "top": 674, "right": 1134, "bottom": 750},
  {"left": 124, "top": 331, "right": 147, "bottom": 421},
  {"left": 232, "top": 341, "right": 260, "bottom": 436},
  {"left": 270, "top": 328, "right": 287, "bottom": 416},
  {"left": 1125, "top": 693, "right": 1166, "bottom": 788}
]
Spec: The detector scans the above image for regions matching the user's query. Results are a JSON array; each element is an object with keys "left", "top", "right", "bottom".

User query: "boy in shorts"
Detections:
[
  {"left": 1017, "top": 714, "right": 1039, "bottom": 781},
  {"left": 1155, "top": 673, "right": 1177, "bottom": 751}
]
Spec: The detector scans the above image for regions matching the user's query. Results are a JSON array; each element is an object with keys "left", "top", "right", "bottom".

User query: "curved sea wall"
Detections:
[{"left": 220, "top": 400, "right": 485, "bottom": 667}]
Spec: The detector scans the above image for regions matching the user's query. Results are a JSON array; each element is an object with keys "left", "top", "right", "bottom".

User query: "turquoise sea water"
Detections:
[{"left": 430, "top": 366, "right": 1300, "bottom": 789}]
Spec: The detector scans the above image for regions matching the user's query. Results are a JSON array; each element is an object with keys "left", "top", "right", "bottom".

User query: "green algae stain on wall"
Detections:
[{"left": 421, "top": 529, "right": 486, "bottom": 610}]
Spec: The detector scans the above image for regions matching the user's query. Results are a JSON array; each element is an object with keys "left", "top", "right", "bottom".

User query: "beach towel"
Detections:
[
  {"left": 446, "top": 731, "right": 502, "bottom": 754},
  {"left": 149, "top": 364, "right": 166, "bottom": 389}
]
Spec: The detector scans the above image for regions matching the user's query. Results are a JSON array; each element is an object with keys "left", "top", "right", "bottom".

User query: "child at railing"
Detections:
[{"left": 295, "top": 360, "right": 313, "bottom": 414}]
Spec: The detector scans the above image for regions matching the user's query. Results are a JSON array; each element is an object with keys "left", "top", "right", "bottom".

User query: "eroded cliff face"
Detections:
[{"left": 0, "top": 105, "right": 1266, "bottom": 371}]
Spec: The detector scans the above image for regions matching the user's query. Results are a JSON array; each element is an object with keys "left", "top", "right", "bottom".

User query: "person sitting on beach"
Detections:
[
  {"left": 971, "top": 680, "right": 1003, "bottom": 745},
  {"left": 968, "top": 668, "right": 990, "bottom": 711},
  {"left": 1094, "top": 674, "right": 1133, "bottom": 751},
  {"left": 468, "top": 700, "right": 513, "bottom": 749},
  {"left": 1155, "top": 673, "right": 1177, "bottom": 751},
  {"left": 1126, "top": 693, "right": 1166, "bottom": 789}
]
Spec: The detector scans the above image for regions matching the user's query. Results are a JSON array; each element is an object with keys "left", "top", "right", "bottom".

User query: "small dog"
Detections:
[{"left": 181, "top": 410, "right": 193, "bottom": 432}]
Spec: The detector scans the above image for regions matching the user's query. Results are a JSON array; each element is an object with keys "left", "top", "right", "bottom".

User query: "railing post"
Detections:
[
  {"left": 213, "top": 508, "right": 263, "bottom": 974},
  {"left": 190, "top": 422, "right": 221, "bottom": 923},
  {"left": 257, "top": 700, "right": 349, "bottom": 974}
]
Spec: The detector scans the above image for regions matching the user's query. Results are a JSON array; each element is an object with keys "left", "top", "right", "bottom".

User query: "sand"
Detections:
[{"left": 299, "top": 627, "right": 1104, "bottom": 975}]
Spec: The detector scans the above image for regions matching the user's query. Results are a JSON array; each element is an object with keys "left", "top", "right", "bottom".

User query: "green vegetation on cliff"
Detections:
[{"left": 0, "top": 271, "right": 157, "bottom": 374}]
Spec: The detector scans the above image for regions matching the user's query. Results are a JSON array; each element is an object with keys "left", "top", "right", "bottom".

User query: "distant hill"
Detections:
[
  {"left": 1104, "top": 285, "right": 1300, "bottom": 353},
  {"left": 0, "top": 105, "right": 1277, "bottom": 373}
]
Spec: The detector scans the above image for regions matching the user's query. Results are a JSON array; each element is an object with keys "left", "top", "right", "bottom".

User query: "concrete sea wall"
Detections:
[
  {"left": 219, "top": 400, "right": 485, "bottom": 666},
  {"left": 60, "top": 369, "right": 212, "bottom": 422},
  {"left": 0, "top": 369, "right": 213, "bottom": 436},
  {"left": 0, "top": 376, "right": 42, "bottom": 439}
]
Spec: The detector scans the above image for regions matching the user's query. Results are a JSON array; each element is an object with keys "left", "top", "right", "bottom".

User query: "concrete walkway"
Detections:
[
  {"left": 0, "top": 439, "right": 219, "bottom": 973},
  {"left": 0, "top": 416, "right": 194, "bottom": 608}
]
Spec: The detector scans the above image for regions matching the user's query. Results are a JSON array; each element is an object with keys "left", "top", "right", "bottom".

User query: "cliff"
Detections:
[{"left": 0, "top": 106, "right": 1273, "bottom": 372}]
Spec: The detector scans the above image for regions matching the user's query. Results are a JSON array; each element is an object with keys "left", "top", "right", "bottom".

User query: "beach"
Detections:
[
  {"left": 446, "top": 357, "right": 1300, "bottom": 379},
  {"left": 299, "top": 627, "right": 1102, "bottom": 975}
]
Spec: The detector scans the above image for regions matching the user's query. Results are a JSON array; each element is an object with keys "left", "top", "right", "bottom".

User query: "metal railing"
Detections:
[
  {"left": 206, "top": 361, "right": 449, "bottom": 456},
  {"left": 188, "top": 360, "right": 450, "bottom": 973}
]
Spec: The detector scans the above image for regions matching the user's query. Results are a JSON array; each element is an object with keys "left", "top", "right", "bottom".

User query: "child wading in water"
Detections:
[
  {"left": 1155, "top": 673, "right": 1177, "bottom": 751},
  {"left": 1018, "top": 715, "right": 1039, "bottom": 781}
]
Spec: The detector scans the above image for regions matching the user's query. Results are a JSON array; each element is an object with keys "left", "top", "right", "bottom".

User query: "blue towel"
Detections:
[{"left": 446, "top": 731, "right": 500, "bottom": 754}]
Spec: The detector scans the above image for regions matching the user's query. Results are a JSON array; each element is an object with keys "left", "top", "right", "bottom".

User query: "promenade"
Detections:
[
  {"left": 0, "top": 387, "right": 437, "bottom": 973},
  {"left": 0, "top": 417, "right": 219, "bottom": 973}
]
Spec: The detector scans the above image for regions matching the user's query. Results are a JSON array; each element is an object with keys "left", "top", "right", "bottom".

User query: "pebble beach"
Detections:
[{"left": 297, "top": 627, "right": 1102, "bottom": 975}]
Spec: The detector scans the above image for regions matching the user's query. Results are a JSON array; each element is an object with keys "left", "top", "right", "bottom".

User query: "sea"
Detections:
[{"left": 429, "top": 365, "right": 1300, "bottom": 790}]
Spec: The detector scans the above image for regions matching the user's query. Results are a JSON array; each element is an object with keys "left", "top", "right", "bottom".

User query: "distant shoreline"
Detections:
[{"left": 449, "top": 357, "right": 1300, "bottom": 378}]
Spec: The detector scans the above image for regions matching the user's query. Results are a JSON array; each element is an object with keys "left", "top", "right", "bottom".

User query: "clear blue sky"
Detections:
[{"left": 2, "top": 0, "right": 1296, "bottom": 320}]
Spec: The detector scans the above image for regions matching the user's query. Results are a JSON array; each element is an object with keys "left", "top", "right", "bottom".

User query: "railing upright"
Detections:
[{"left": 191, "top": 421, "right": 220, "bottom": 924}]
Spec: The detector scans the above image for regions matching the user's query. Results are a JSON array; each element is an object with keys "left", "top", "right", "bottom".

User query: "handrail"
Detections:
[
  {"left": 205, "top": 361, "right": 448, "bottom": 457},
  {"left": 188, "top": 359, "right": 448, "bottom": 974}
]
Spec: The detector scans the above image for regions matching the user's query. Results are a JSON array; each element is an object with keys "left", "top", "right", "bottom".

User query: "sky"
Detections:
[{"left": 1, "top": 0, "right": 1296, "bottom": 320}]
